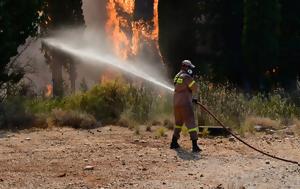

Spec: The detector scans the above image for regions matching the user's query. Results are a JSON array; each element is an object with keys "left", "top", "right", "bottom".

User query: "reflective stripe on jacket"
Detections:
[{"left": 173, "top": 71, "right": 196, "bottom": 107}]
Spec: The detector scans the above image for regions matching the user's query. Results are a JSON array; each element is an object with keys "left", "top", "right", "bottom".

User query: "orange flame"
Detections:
[
  {"left": 100, "top": 69, "right": 117, "bottom": 84},
  {"left": 106, "top": 0, "right": 133, "bottom": 59},
  {"left": 46, "top": 84, "right": 53, "bottom": 97},
  {"left": 105, "top": 0, "right": 160, "bottom": 59},
  {"left": 115, "top": 0, "right": 135, "bottom": 14},
  {"left": 152, "top": 0, "right": 159, "bottom": 40}
]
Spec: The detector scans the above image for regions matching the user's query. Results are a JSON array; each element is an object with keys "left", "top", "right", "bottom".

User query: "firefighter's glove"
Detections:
[{"left": 192, "top": 98, "right": 198, "bottom": 104}]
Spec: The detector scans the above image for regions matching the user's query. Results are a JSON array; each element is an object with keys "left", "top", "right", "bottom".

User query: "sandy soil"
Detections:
[{"left": 0, "top": 126, "right": 299, "bottom": 189}]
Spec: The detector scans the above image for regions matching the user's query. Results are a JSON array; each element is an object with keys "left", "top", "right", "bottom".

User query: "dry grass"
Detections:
[
  {"left": 291, "top": 118, "right": 300, "bottom": 136},
  {"left": 151, "top": 120, "right": 162, "bottom": 126},
  {"left": 199, "top": 127, "right": 210, "bottom": 138},
  {"left": 118, "top": 117, "right": 130, "bottom": 128},
  {"left": 51, "top": 109, "right": 98, "bottom": 129},
  {"left": 238, "top": 116, "right": 282, "bottom": 136},
  {"left": 134, "top": 125, "right": 140, "bottom": 135},
  {"left": 181, "top": 126, "right": 189, "bottom": 137},
  {"left": 118, "top": 111, "right": 138, "bottom": 130},
  {"left": 245, "top": 116, "right": 281, "bottom": 129},
  {"left": 32, "top": 114, "right": 48, "bottom": 129},
  {"left": 155, "top": 127, "right": 167, "bottom": 138}
]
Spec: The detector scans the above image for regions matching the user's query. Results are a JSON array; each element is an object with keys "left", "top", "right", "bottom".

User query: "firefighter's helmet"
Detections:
[
  {"left": 182, "top": 60, "right": 195, "bottom": 69},
  {"left": 181, "top": 60, "right": 195, "bottom": 75}
]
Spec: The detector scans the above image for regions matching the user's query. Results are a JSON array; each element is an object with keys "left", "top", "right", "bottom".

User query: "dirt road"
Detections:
[{"left": 0, "top": 126, "right": 299, "bottom": 189}]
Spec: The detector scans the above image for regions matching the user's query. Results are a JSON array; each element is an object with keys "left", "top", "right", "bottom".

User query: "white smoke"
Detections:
[
  {"left": 82, "top": 0, "right": 107, "bottom": 31},
  {"left": 16, "top": 0, "right": 171, "bottom": 94},
  {"left": 43, "top": 28, "right": 174, "bottom": 92}
]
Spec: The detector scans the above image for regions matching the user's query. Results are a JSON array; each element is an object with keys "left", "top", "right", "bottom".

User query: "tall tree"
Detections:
[
  {"left": 158, "top": 0, "right": 244, "bottom": 82},
  {"left": 41, "top": 0, "right": 85, "bottom": 96},
  {"left": 194, "top": 0, "right": 243, "bottom": 83},
  {"left": 279, "top": 0, "right": 300, "bottom": 90},
  {"left": 243, "top": 0, "right": 281, "bottom": 91},
  {"left": 0, "top": 0, "right": 42, "bottom": 92},
  {"left": 158, "top": 0, "right": 198, "bottom": 77}
]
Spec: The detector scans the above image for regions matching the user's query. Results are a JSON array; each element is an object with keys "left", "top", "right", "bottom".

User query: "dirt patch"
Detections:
[{"left": 0, "top": 126, "right": 299, "bottom": 189}]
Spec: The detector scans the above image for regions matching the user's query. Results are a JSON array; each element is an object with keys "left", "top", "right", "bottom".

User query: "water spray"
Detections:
[{"left": 44, "top": 38, "right": 174, "bottom": 92}]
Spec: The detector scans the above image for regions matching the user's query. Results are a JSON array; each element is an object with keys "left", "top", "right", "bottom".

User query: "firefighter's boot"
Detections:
[
  {"left": 192, "top": 140, "right": 202, "bottom": 152},
  {"left": 170, "top": 137, "right": 180, "bottom": 149}
]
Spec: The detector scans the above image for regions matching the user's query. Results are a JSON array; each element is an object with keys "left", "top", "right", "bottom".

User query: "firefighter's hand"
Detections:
[{"left": 192, "top": 98, "right": 198, "bottom": 104}]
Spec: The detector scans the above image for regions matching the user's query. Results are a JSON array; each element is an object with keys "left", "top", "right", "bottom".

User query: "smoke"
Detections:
[
  {"left": 15, "top": 38, "right": 51, "bottom": 93},
  {"left": 43, "top": 28, "right": 173, "bottom": 92},
  {"left": 16, "top": 0, "right": 170, "bottom": 94},
  {"left": 82, "top": 0, "right": 107, "bottom": 31}
]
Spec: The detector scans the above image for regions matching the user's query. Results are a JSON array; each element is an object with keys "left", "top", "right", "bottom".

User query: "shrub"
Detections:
[
  {"left": 27, "top": 97, "right": 65, "bottom": 114},
  {"left": 67, "top": 81, "right": 127, "bottom": 124},
  {"left": 199, "top": 127, "right": 210, "bottom": 138},
  {"left": 50, "top": 109, "right": 97, "bottom": 129},
  {"left": 118, "top": 116, "right": 130, "bottom": 128},
  {"left": 146, "top": 124, "right": 152, "bottom": 132},
  {"left": 118, "top": 110, "right": 139, "bottom": 130},
  {"left": 291, "top": 118, "right": 300, "bottom": 136},
  {"left": 198, "top": 78, "right": 299, "bottom": 131},
  {"left": 32, "top": 113, "right": 48, "bottom": 129},
  {"left": 244, "top": 116, "right": 281, "bottom": 129},
  {"left": 155, "top": 127, "right": 167, "bottom": 138},
  {"left": 26, "top": 80, "right": 174, "bottom": 127},
  {"left": 116, "top": 84, "right": 173, "bottom": 125},
  {"left": 0, "top": 97, "right": 35, "bottom": 130},
  {"left": 125, "top": 86, "right": 154, "bottom": 122},
  {"left": 9, "top": 78, "right": 298, "bottom": 135},
  {"left": 134, "top": 125, "right": 140, "bottom": 135},
  {"left": 181, "top": 126, "right": 189, "bottom": 137},
  {"left": 151, "top": 120, "right": 162, "bottom": 126},
  {"left": 248, "top": 93, "right": 296, "bottom": 120},
  {"left": 28, "top": 81, "right": 128, "bottom": 124}
]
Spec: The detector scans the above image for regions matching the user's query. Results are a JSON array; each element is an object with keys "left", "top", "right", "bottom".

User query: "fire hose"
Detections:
[{"left": 196, "top": 102, "right": 300, "bottom": 166}]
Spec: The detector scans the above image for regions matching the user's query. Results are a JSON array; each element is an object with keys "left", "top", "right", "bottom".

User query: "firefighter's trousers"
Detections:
[{"left": 173, "top": 105, "right": 198, "bottom": 140}]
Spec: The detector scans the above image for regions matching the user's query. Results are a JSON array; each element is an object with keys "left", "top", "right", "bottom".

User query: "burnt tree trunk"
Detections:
[
  {"left": 69, "top": 60, "right": 77, "bottom": 94},
  {"left": 51, "top": 51, "right": 64, "bottom": 97},
  {"left": 41, "top": 0, "right": 85, "bottom": 96}
]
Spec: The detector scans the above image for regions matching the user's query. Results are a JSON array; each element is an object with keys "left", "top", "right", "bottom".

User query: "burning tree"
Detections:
[
  {"left": 40, "top": 0, "right": 85, "bottom": 97},
  {"left": 105, "top": 0, "right": 162, "bottom": 63},
  {"left": 99, "top": 0, "right": 164, "bottom": 85}
]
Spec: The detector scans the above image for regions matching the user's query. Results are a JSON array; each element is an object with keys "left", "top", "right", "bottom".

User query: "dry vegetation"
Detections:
[
  {"left": 0, "top": 79, "right": 299, "bottom": 137},
  {"left": 0, "top": 80, "right": 300, "bottom": 189},
  {"left": 290, "top": 118, "right": 300, "bottom": 136}
]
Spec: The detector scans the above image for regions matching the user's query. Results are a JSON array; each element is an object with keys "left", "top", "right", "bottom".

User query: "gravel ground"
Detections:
[{"left": 0, "top": 126, "right": 299, "bottom": 189}]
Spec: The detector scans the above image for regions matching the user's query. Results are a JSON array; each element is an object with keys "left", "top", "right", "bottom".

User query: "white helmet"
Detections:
[
  {"left": 181, "top": 60, "right": 195, "bottom": 75},
  {"left": 181, "top": 60, "right": 195, "bottom": 69}
]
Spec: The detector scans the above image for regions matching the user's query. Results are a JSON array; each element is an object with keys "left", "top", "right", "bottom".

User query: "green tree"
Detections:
[
  {"left": 40, "top": 0, "right": 84, "bottom": 32},
  {"left": 158, "top": 0, "right": 244, "bottom": 83},
  {"left": 243, "top": 0, "right": 281, "bottom": 91},
  {"left": 0, "top": 0, "right": 42, "bottom": 93},
  {"left": 195, "top": 0, "right": 243, "bottom": 83},
  {"left": 279, "top": 0, "right": 300, "bottom": 90},
  {"left": 158, "top": 0, "right": 198, "bottom": 77}
]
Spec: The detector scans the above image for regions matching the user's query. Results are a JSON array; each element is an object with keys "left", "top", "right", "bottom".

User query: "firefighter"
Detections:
[{"left": 170, "top": 60, "right": 201, "bottom": 152}]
